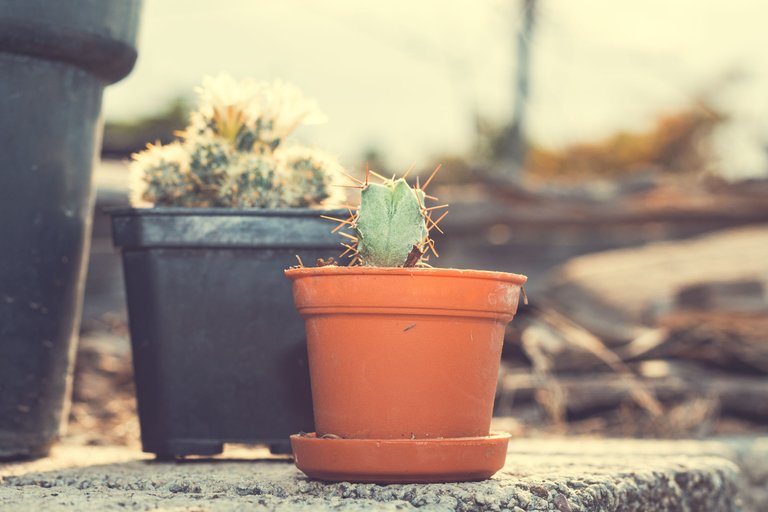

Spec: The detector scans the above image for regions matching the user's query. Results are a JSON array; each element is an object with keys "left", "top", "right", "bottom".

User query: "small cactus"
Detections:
[
  {"left": 129, "top": 141, "right": 190, "bottom": 207},
  {"left": 219, "top": 153, "right": 279, "bottom": 208},
  {"left": 324, "top": 166, "right": 447, "bottom": 267},
  {"left": 130, "top": 74, "right": 342, "bottom": 209},
  {"left": 279, "top": 145, "right": 345, "bottom": 208}
]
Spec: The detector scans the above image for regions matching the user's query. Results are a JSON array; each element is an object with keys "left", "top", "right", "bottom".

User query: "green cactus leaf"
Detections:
[{"left": 355, "top": 178, "right": 428, "bottom": 267}]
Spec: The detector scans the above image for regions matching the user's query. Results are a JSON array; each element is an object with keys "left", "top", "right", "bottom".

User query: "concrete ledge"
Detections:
[{"left": 1, "top": 438, "right": 760, "bottom": 511}]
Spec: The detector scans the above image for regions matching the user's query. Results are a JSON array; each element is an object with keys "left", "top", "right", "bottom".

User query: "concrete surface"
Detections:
[{"left": 2, "top": 437, "right": 764, "bottom": 512}]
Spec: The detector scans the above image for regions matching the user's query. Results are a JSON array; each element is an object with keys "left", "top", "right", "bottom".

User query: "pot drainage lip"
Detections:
[{"left": 290, "top": 431, "right": 510, "bottom": 484}]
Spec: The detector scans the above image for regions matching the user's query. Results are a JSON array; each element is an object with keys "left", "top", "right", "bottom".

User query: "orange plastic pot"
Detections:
[{"left": 284, "top": 267, "right": 527, "bottom": 440}]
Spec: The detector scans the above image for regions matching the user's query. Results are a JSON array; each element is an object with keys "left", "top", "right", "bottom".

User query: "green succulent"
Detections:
[
  {"left": 325, "top": 167, "right": 445, "bottom": 267},
  {"left": 355, "top": 178, "right": 429, "bottom": 267}
]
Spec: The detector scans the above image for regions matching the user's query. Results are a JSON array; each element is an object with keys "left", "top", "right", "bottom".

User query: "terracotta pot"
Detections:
[{"left": 284, "top": 266, "right": 527, "bottom": 440}]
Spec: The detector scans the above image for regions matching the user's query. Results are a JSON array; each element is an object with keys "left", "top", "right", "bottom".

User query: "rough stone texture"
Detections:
[
  {"left": 506, "top": 436, "right": 767, "bottom": 512},
  {"left": 1, "top": 437, "right": 758, "bottom": 512}
]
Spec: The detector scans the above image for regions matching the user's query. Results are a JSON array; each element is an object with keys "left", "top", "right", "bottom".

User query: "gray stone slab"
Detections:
[{"left": 0, "top": 438, "right": 749, "bottom": 512}]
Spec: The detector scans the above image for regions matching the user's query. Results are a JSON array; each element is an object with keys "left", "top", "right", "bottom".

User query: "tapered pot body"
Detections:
[
  {"left": 286, "top": 266, "right": 527, "bottom": 440},
  {"left": 0, "top": 0, "right": 141, "bottom": 459}
]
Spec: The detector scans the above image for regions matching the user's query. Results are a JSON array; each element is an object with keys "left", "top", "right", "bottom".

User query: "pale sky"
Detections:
[{"left": 103, "top": 0, "right": 768, "bottom": 179}]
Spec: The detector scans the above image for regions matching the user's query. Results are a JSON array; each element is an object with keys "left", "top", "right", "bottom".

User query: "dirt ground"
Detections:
[{"left": 68, "top": 319, "right": 139, "bottom": 448}]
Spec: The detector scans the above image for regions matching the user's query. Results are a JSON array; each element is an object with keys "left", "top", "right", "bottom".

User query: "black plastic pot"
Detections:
[
  {"left": 111, "top": 208, "right": 346, "bottom": 458},
  {"left": 0, "top": 1, "right": 141, "bottom": 459}
]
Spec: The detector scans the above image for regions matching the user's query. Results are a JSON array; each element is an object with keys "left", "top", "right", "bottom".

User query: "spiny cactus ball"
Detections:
[
  {"left": 355, "top": 178, "right": 429, "bottom": 267},
  {"left": 219, "top": 153, "right": 279, "bottom": 208},
  {"left": 129, "top": 141, "right": 190, "bottom": 206},
  {"left": 325, "top": 166, "right": 446, "bottom": 267},
  {"left": 280, "top": 145, "right": 345, "bottom": 208},
  {"left": 130, "top": 74, "right": 343, "bottom": 209}
]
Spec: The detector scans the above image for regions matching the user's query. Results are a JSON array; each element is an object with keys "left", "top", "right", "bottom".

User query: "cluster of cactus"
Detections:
[
  {"left": 325, "top": 165, "right": 447, "bottom": 267},
  {"left": 130, "top": 74, "right": 344, "bottom": 208}
]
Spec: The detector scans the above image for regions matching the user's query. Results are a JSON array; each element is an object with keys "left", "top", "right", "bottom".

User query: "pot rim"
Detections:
[
  {"left": 108, "top": 206, "right": 347, "bottom": 218},
  {"left": 284, "top": 265, "right": 527, "bottom": 284}
]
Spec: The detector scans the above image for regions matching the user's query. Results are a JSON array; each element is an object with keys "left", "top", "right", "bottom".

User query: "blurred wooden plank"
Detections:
[{"left": 498, "top": 363, "right": 768, "bottom": 421}]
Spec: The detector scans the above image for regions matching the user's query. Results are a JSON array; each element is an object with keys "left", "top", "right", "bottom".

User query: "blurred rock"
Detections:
[
  {"left": 540, "top": 225, "right": 768, "bottom": 344},
  {"left": 675, "top": 279, "right": 767, "bottom": 313},
  {"left": 621, "top": 312, "right": 768, "bottom": 374}
]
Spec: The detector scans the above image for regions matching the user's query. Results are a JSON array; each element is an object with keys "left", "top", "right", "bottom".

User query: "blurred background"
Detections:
[{"left": 74, "top": 0, "right": 768, "bottom": 446}]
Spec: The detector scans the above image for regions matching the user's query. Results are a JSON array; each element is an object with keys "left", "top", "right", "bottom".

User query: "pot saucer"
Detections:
[{"left": 290, "top": 432, "right": 510, "bottom": 483}]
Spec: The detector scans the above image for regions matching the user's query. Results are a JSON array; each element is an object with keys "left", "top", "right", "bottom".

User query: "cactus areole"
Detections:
[{"left": 355, "top": 179, "right": 428, "bottom": 267}]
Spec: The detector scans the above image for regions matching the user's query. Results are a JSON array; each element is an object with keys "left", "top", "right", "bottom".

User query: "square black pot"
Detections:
[{"left": 111, "top": 208, "right": 345, "bottom": 458}]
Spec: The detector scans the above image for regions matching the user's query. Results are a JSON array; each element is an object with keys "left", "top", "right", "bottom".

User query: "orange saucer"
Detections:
[{"left": 290, "top": 432, "right": 510, "bottom": 483}]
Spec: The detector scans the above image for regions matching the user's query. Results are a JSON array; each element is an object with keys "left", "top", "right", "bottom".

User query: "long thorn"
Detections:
[
  {"left": 340, "top": 245, "right": 354, "bottom": 258},
  {"left": 425, "top": 214, "right": 443, "bottom": 234},
  {"left": 295, "top": 255, "right": 304, "bottom": 267},
  {"left": 430, "top": 211, "right": 449, "bottom": 233},
  {"left": 368, "top": 169, "right": 388, "bottom": 182},
  {"left": 320, "top": 215, "right": 354, "bottom": 226},
  {"left": 340, "top": 242, "right": 359, "bottom": 255},
  {"left": 332, "top": 222, "right": 349, "bottom": 233},
  {"left": 424, "top": 204, "right": 449, "bottom": 211},
  {"left": 321, "top": 214, "right": 355, "bottom": 234},
  {"left": 410, "top": 179, "right": 425, "bottom": 206},
  {"left": 402, "top": 164, "right": 416, "bottom": 180},
  {"left": 425, "top": 211, "right": 448, "bottom": 234},
  {"left": 320, "top": 215, "right": 354, "bottom": 229},
  {"left": 332, "top": 184, "right": 364, "bottom": 189},
  {"left": 340, "top": 169, "right": 364, "bottom": 185},
  {"left": 427, "top": 238, "right": 440, "bottom": 257},
  {"left": 422, "top": 164, "right": 442, "bottom": 192},
  {"left": 425, "top": 194, "right": 439, "bottom": 201},
  {"left": 338, "top": 231, "right": 358, "bottom": 241},
  {"left": 432, "top": 210, "right": 449, "bottom": 226}
]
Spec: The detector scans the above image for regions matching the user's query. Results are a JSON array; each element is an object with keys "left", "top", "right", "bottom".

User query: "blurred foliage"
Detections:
[
  {"left": 423, "top": 102, "right": 726, "bottom": 186},
  {"left": 525, "top": 102, "right": 726, "bottom": 181},
  {"left": 102, "top": 96, "right": 191, "bottom": 157},
  {"left": 431, "top": 101, "right": 728, "bottom": 184}
]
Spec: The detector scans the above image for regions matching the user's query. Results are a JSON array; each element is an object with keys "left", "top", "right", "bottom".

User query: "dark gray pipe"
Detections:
[{"left": 0, "top": 0, "right": 142, "bottom": 459}]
